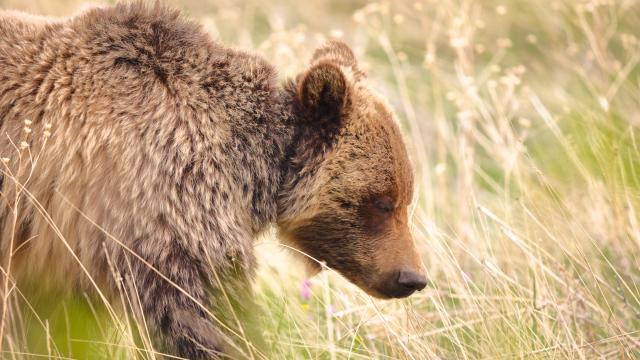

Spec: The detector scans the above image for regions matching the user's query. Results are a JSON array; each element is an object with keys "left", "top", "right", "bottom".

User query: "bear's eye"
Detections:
[{"left": 374, "top": 197, "right": 394, "bottom": 214}]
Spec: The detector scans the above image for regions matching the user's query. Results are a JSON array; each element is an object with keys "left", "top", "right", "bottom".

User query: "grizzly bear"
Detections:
[{"left": 0, "top": 2, "right": 426, "bottom": 358}]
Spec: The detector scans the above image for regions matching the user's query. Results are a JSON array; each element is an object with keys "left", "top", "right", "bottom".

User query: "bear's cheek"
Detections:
[{"left": 286, "top": 215, "right": 375, "bottom": 271}]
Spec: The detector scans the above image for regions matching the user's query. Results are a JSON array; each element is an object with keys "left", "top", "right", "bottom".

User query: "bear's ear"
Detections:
[
  {"left": 297, "top": 61, "right": 348, "bottom": 123},
  {"left": 311, "top": 41, "right": 365, "bottom": 81},
  {"left": 311, "top": 40, "right": 357, "bottom": 67}
]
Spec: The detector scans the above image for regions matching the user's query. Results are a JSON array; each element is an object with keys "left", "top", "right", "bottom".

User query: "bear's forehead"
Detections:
[{"left": 332, "top": 95, "right": 414, "bottom": 203}]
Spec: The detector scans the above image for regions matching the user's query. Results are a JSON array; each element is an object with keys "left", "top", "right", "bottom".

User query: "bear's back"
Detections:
[
  {"left": 0, "top": 2, "right": 281, "bottom": 129},
  {"left": 74, "top": 2, "right": 280, "bottom": 121}
]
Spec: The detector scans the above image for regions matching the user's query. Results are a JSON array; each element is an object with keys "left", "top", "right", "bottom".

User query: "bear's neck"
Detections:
[
  {"left": 273, "top": 81, "right": 326, "bottom": 230},
  {"left": 274, "top": 81, "right": 301, "bottom": 214}
]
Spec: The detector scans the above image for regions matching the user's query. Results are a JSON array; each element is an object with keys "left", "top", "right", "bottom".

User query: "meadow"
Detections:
[{"left": 1, "top": 0, "right": 640, "bottom": 359}]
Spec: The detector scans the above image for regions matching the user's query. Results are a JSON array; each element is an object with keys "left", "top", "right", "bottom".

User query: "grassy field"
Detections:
[{"left": 2, "top": 0, "right": 640, "bottom": 359}]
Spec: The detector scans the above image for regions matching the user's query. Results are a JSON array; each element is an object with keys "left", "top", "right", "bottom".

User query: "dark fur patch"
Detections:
[{"left": 16, "top": 214, "right": 32, "bottom": 249}]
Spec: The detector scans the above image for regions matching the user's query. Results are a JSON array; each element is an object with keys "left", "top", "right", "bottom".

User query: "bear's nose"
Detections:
[{"left": 397, "top": 270, "right": 427, "bottom": 291}]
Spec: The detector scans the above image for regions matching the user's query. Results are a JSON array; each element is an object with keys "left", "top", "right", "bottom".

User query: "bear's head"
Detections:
[{"left": 278, "top": 41, "right": 426, "bottom": 299}]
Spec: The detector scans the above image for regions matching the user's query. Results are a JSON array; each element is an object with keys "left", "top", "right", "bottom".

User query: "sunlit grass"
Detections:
[{"left": 1, "top": 0, "right": 640, "bottom": 359}]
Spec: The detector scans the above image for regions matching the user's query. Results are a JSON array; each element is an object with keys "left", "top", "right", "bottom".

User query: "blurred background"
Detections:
[{"left": 2, "top": 0, "right": 640, "bottom": 359}]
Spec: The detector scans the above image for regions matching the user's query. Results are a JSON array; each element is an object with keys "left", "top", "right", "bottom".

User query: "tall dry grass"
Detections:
[{"left": 1, "top": 0, "right": 640, "bottom": 359}]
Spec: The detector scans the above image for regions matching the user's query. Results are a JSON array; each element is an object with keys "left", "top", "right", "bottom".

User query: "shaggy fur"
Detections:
[{"left": 0, "top": 2, "right": 424, "bottom": 358}]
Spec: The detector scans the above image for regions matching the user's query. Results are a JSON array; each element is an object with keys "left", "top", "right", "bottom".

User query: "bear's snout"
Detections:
[
  {"left": 374, "top": 268, "right": 427, "bottom": 299},
  {"left": 397, "top": 270, "right": 428, "bottom": 292}
]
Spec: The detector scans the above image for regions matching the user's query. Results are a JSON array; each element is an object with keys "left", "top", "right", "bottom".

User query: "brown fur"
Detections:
[
  {"left": 278, "top": 45, "right": 423, "bottom": 298},
  {"left": 0, "top": 2, "right": 424, "bottom": 358}
]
